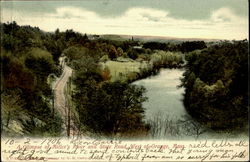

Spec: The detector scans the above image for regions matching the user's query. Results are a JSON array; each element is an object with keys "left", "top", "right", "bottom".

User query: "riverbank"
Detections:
[
  {"left": 101, "top": 51, "right": 184, "bottom": 83},
  {"left": 101, "top": 59, "right": 184, "bottom": 83},
  {"left": 133, "top": 69, "right": 186, "bottom": 139},
  {"left": 133, "top": 68, "right": 248, "bottom": 140}
]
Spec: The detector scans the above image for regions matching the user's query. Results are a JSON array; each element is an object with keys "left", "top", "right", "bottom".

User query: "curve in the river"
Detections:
[{"left": 133, "top": 68, "right": 248, "bottom": 140}]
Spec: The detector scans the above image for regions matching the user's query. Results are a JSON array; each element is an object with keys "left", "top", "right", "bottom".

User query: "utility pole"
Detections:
[
  {"left": 67, "top": 80, "right": 70, "bottom": 137},
  {"left": 49, "top": 76, "right": 55, "bottom": 119},
  {"left": 52, "top": 89, "right": 55, "bottom": 118},
  {"left": 67, "top": 77, "right": 72, "bottom": 137},
  {"left": 67, "top": 104, "right": 70, "bottom": 137}
]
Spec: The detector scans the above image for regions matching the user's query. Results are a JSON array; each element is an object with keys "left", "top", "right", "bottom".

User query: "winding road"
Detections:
[{"left": 54, "top": 57, "right": 78, "bottom": 136}]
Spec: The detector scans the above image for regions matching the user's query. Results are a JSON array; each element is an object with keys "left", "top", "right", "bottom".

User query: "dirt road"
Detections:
[{"left": 54, "top": 57, "right": 78, "bottom": 136}]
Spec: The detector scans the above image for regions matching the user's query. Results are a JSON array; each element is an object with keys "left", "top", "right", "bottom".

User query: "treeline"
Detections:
[
  {"left": 150, "top": 51, "right": 183, "bottom": 69},
  {"left": 96, "top": 40, "right": 207, "bottom": 61},
  {"left": 125, "top": 51, "right": 184, "bottom": 83},
  {"left": 60, "top": 33, "right": 207, "bottom": 62},
  {"left": 181, "top": 40, "right": 248, "bottom": 130},
  {"left": 143, "top": 41, "right": 207, "bottom": 53}
]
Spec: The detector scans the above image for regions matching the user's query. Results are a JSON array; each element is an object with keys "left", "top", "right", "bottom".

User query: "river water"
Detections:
[
  {"left": 134, "top": 69, "right": 186, "bottom": 120},
  {"left": 133, "top": 69, "right": 248, "bottom": 140}
]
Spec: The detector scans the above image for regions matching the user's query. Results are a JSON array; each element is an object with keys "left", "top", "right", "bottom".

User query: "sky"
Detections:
[{"left": 1, "top": 0, "right": 248, "bottom": 40}]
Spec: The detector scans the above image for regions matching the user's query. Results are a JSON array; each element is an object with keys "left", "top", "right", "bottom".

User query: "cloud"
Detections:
[
  {"left": 211, "top": 7, "right": 242, "bottom": 22},
  {"left": 122, "top": 7, "right": 168, "bottom": 22},
  {"left": 50, "top": 7, "right": 96, "bottom": 19},
  {"left": 2, "top": 6, "right": 248, "bottom": 40}
]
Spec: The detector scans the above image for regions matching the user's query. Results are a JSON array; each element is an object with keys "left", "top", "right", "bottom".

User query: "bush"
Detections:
[
  {"left": 150, "top": 51, "right": 183, "bottom": 68},
  {"left": 100, "top": 55, "right": 110, "bottom": 62}
]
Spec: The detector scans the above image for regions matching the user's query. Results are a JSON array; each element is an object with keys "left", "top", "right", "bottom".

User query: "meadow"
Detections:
[{"left": 101, "top": 60, "right": 149, "bottom": 81}]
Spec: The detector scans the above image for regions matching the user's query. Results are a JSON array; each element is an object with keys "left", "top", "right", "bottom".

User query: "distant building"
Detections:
[
  {"left": 133, "top": 46, "right": 143, "bottom": 49},
  {"left": 89, "top": 34, "right": 100, "bottom": 40}
]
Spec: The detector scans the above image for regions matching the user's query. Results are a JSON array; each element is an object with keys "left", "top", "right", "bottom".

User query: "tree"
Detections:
[
  {"left": 101, "top": 66, "right": 111, "bottom": 81},
  {"left": 25, "top": 48, "right": 55, "bottom": 96},
  {"left": 127, "top": 47, "right": 138, "bottom": 60},
  {"left": 1, "top": 22, "right": 63, "bottom": 136},
  {"left": 181, "top": 40, "right": 248, "bottom": 130},
  {"left": 108, "top": 45, "right": 118, "bottom": 60},
  {"left": 180, "top": 41, "right": 207, "bottom": 53},
  {"left": 63, "top": 46, "right": 89, "bottom": 62},
  {"left": 75, "top": 81, "right": 148, "bottom": 136},
  {"left": 55, "top": 28, "right": 60, "bottom": 39},
  {"left": 143, "top": 42, "right": 167, "bottom": 51},
  {"left": 1, "top": 90, "right": 26, "bottom": 128},
  {"left": 99, "top": 55, "right": 110, "bottom": 62},
  {"left": 1, "top": 51, "right": 36, "bottom": 91},
  {"left": 117, "top": 47, "right": 124, "bottom": 57},
  {"left": 178, "top": 115, "right": 207, "bottom": 139}
]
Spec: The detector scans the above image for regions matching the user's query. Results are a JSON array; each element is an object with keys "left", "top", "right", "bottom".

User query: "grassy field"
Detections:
[{"left": 101, "top": 60, "right": 149, "bottom": 81}]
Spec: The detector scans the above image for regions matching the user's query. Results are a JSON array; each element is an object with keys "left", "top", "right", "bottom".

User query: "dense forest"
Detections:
[
  {"left": 1, "top": 22, "right": 248, "bottom": 137},
  {"left": 181, "top": 40, "right": 248, "bottom": 130},
  {"left": 1, "top": 22, "right": 63, "bottom": 136},
  {"left": 64, "top": 46, "right": 150, "bottom": 136}
]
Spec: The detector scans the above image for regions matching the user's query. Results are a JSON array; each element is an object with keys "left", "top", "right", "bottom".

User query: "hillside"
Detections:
[{"left": 98, "top": 34, "right": 221, "bottom": 43}]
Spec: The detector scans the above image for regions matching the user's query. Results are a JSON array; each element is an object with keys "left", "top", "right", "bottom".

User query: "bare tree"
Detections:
[
  {"left": 178, "top": 115, "right": 207, "bottom": 139},
  {"left": 147, "top": 113, "right": 207, "bottom": 139}
]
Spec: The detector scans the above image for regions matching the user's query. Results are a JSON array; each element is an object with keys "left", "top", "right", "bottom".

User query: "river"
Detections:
[
  {"left": 134, "top": 69, "right": 186, "bottom": 121},
  {"left": 133, "top": 69, "right": 248, "bottom": 140}
]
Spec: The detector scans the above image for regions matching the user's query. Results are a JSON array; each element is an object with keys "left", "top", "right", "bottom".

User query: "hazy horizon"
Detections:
[{"left": 2, "top": 0, "right": 248, "bottom": 40}]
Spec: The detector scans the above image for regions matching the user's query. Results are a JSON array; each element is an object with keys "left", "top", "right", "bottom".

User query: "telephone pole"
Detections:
[
  {"left": 67, "top": 77, "right": 72, "bottom": 137},
  {"left": 52, "top": 89, "right": 55, "bottom": 118}
]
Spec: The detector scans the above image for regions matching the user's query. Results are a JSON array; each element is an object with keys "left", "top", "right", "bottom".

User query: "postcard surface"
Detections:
[{"left": 1, "top": 0, "right": 249, "bottom": 161}]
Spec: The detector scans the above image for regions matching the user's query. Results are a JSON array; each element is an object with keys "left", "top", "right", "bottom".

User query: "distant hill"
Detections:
[{"left": 97, "top": 34, "right": 221, "bottom": 43}]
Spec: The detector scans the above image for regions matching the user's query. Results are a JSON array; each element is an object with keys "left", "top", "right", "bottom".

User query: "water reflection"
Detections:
[{"left": 133, "top": 69, "right": 248, "bottom": 140}]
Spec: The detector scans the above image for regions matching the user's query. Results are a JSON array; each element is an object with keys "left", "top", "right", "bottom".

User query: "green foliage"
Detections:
[
  {"left": 101, "top": 66, "right": 112, "bottom": 81},
  {"left": 43, "top": 38, "right": 65, "bottom": 64},
  {"left": 23, "top": 113, "right": 62, "bottom": 137},
  {"left": 99, "top": 55, "right": 110, "bottom": 62},
  {"left": 180, "top": 41, "right": 207, "bottom": 53},
  {"left": 107, "top": 45, "right": 118, "bottom": 60},
  {"left": 102, "top": 60, "right": 149, "bottom": 82},
  {"left": 1, "top": 89, "right": 26, "bottom": 129},
  {"left": 24, "top": 48, "right": 55, "bottom": 96},
  {"left": 1, "top": 22, "right": 63, "bottom": 136},
  {"left": 127, "top": 47, "right": 139, "bottom": 60},
  {"left": 117, "top": 47, "right": 124, "bottom": 57},
  {"left": 70, "top": 54, "right": 149, "bottom": 137},
  {"left": 1, "top": 50, "right": 36, "bottom": 91},
  {"left": 63, "top": 46, "right": 89, "bottom": 62},
  {"left": 143, "top": 42, "right": 168, "bottom": 51},
  {"left": 181, "top": 40, "right": 248, "bottom": 130},
  {"left": 150, "top": 50, "right": 183, "bottom": 68},
  {"left": 25, "top": 48, "right": 54, "bottom": 70},
  {"left": 142, "top": 41, "right": 204, "bottom": 53},
  {"left": 1, "top": 22, "right": 45, "bottom": 53},
  {"left": 74, "top": 81, "right": 148, "bottom": 136}
]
